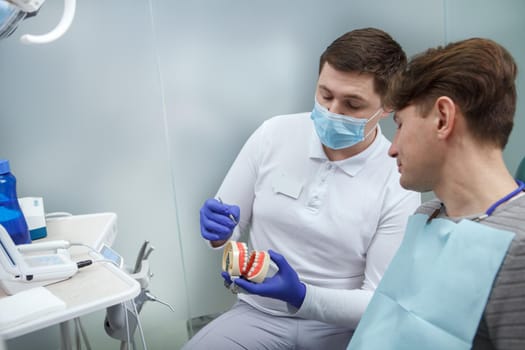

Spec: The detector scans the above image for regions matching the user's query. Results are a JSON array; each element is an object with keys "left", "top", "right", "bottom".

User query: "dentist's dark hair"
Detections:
[{"left": 319, "top": 27, "right": 407, "bottom": 100}]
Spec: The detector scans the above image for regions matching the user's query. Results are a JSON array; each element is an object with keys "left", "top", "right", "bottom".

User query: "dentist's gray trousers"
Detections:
[{"left": 182, "top": 300, "right": 353, "bottom": 350}]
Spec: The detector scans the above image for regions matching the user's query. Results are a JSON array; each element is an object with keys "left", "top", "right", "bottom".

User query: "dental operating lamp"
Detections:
[{"left": 0, "top": 0, "right": 76, "bottom": 44}]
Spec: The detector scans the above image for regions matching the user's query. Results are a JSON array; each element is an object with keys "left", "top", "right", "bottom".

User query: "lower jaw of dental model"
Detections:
[
  {"left": 244, "top": 250, "right": 270, "bottom": 283},
  {"left": 222, "top": 241, "right": 270, "bottom": 283}
]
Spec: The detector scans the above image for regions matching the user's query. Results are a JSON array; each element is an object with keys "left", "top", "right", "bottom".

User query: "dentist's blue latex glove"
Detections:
[
  {"left": 230, "top": 250, "right": 306, "bottom": 309},
  {"left": 199, "top": 198, "right": 240, "bottom": 242}
]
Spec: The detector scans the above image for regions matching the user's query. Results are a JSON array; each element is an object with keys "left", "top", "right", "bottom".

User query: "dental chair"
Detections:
[{"left": 516, "top": 156, "right": 525, "bottom": 182}]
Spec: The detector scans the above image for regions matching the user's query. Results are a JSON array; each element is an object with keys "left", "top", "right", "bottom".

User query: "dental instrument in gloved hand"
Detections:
[
  {"left": 230, "top": 250, "right": 306, "bottom": 309},
  {"left": 217, "top": 197, "right": 237, "bottom": 224},
  {"left": 199, "top": 198, "right": 240, "bottom": 242}
]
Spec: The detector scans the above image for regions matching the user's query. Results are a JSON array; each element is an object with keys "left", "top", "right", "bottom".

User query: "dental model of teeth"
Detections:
[{"left": 222, "top": 241, "right": 270, "bottom": 283}]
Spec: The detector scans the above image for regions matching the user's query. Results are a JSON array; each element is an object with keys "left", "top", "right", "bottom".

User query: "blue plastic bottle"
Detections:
[{"left": 0, "top": 159, "right": 31, "bottom": 245}]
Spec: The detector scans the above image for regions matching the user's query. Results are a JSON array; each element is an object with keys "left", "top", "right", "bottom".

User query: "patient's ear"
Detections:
[{"left": 433, "top": 96, "right": 456, "bottom": 140}]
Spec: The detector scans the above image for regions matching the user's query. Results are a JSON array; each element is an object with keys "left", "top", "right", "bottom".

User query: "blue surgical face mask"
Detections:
[{"left": 310, "top": 99, "right": 383, "bottom": 150}]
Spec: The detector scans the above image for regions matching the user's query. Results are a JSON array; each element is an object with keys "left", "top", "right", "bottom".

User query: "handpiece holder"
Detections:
[{"left": 104, "top": 250, "right": 174, "bottom": 343}]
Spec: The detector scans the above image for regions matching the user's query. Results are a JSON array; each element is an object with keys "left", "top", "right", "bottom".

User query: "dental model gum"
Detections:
[{"left": 222, "top": 241, "right": 270, "bottom": 283}]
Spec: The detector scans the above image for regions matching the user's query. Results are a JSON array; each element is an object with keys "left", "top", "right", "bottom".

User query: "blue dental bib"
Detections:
[{"left": 348, "top": 213, "right": 515, "bottom": 350}]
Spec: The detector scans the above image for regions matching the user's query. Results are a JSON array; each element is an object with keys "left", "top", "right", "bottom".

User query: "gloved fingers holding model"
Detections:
[
  {"left": 203, "top": 197, "right": 307, "bottom": 308},
  {"left": 199, "top": 198, "right": 240, "bottom": 242},
  {"left": 232, "top": 250, "right": 306, "bottom": 309}
]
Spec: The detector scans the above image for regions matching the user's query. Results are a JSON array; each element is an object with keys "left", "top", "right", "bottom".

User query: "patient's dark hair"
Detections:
[{"left": 385, "top": 38, "right": 517, "bottom": 148}]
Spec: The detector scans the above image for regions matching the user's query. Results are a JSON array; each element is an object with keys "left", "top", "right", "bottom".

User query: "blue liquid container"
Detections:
[{"left": 0, "top": 159, "right": 31, "bottom": 245}]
